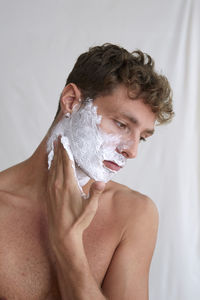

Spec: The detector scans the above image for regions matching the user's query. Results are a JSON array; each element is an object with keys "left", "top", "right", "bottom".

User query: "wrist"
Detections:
[{"left": 52, "top": 229, "right": 86, "bottom": 267}]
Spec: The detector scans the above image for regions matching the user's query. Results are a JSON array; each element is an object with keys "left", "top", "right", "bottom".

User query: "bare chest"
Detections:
[{"left": 0, "top": 201, "right": 122, "bottom": 300}]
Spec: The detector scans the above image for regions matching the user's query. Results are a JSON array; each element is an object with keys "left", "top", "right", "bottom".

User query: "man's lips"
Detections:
[{"left": 103, "top": 160, "right": 122, "bottom": 171}]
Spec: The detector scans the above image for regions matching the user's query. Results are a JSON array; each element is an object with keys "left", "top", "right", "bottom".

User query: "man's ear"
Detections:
[{"left": 60, "top": 83, "right": 82, "bottom": 114}]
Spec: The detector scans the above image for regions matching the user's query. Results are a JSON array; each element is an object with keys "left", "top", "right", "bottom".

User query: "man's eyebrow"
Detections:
[{"left": 120, "top": 112, "right": 155, "bottom": 135}]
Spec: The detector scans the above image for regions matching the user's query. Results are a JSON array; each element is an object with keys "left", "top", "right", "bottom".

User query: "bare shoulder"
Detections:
[
  {"left": 0, "top": 170, "right": 22, "bottom": 232},
  {"left": 0, "top": 163, "right": 21, "bottom": 193},
  {"left": 0, "top": 168, "right": 18, "bottom": 212},
  {"left": 0, "top": 166, "right": 30, "bottom": 231},
  {"left": 109, "top": 180, "right": 159, "bottom": 223},
  {"left": 107, "top": 180, "right": 159, "bottom": 245},
  {"left": 101, "top": 181, "right": 159, "bottom": 298},
  {"left": 0, "top": 170, "right": 15, "bottom": 212}
]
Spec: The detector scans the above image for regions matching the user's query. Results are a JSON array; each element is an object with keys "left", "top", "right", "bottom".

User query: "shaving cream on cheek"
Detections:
[{"left": 47, "top": 100, "right": 128, "bottom": 189}]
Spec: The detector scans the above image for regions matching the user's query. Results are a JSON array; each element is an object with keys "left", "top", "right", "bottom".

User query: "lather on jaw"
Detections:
[{"left": 47, "top": 100, "right": 129, "bottom": 192}]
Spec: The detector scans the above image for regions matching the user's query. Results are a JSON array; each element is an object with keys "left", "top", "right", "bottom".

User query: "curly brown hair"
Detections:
[{"left": 55, "top": 43, "right": 174, "bottom": 125}]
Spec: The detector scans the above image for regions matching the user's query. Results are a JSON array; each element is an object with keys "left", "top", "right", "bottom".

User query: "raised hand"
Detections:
[{"left": 46, "top": 136, "right": 105, "bottom": 253}]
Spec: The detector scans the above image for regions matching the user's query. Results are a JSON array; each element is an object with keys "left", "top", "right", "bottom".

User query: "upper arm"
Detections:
[{"left": 101, "top": 196, "right": 159, "bottom": 300}]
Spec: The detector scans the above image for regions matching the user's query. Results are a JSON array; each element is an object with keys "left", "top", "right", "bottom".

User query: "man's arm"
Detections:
[
  {"left": 101, "top": 196, "right": 159, "bottom": 300},
  {"left": 53, "top": 235, "right": 107, "bottom": 300}
]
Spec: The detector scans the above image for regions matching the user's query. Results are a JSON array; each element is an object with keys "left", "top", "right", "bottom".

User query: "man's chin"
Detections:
[{"left": 74, "top": 161, "right": 118, "bottom": 183}]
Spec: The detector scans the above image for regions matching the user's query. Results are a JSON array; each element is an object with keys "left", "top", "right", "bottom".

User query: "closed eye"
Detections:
[
  {"left": 140, "top": 137, "right": 146, "bottom": 142},
  {"left": 115, "top": 120, "right": 127, "bottom": 129},
  {"left": 115, "top": 120, "right": 148, "bottom": 142}
]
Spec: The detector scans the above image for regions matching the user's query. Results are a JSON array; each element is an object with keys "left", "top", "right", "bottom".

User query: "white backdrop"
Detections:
[{"left": 0, "top": 0, "right": 199, "bottom": 299}]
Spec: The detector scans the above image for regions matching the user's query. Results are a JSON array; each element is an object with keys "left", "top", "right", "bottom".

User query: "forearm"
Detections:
[{"left": 53, "top": 237, "right": 106, "bottom": 300}]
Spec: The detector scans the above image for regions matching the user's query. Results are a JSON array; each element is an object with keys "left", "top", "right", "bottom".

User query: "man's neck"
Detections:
[{"left": 1, "top": 135, "right": 50, "bottom": 203}]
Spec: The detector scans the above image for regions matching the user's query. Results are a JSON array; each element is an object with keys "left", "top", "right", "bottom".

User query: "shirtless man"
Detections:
[{"left": 0, "top": 44, "right": 174, "bottom": 299}]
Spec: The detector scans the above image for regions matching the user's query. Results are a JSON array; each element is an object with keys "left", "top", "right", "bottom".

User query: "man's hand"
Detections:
[
  {"left": 46, "top": 136, "right": 105, "bottom": 253},
  {"left": 46, "top": 136, "right": 107, "bottom": 299}
]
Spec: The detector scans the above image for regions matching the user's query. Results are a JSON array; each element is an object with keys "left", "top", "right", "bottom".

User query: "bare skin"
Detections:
[{"left": 0, "top": 84, "right": 159, "bottom": 300}]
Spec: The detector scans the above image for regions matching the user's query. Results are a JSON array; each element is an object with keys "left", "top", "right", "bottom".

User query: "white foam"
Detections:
[{"left": 47, "top": 100, "right": 128, "bottom": 192}]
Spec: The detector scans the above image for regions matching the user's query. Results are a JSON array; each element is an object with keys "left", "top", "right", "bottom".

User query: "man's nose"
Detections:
[{"left": 117, "top": 138, "right": 139, "bottom": 159}]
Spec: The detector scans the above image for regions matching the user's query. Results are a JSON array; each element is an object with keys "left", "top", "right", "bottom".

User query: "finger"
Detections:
[
  {"left": 60, "top": 140, "right": 79, "bottom": 191},
  {"left": 86, "top": 181, "right": 105, "bottom": 213},
  {"left": 88, "top": 181, "right": 105, "bottom": 203},
  {"left": 46, "top": 138, "right": 62, "bottom": 217},
  {"left": 60, "top": 141, "right": 73, "bottom": 171},
  {"left": 54, "top": 136, "right": 64, "bottom": 186},
  {"left": 52, "top": 138, "right": 58, "bottom": 168},
  {"left": 48, "top": 138, "right": 58, "bottom": 184}
]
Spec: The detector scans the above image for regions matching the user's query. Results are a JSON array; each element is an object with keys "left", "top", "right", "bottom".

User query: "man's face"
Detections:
[
  {"left": 93, "top": 84, "right": 156, "bottom": 170},
  {"left": 47, "top": 84, "right": 156, "bottom": 186}
]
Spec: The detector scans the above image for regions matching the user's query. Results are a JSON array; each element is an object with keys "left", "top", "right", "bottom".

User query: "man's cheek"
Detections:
[{"left": 98, "top": 118, "right": 120, "bottom": 136}]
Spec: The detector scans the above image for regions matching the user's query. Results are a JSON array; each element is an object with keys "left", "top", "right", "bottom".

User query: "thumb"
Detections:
[
  {"left": 89, "top": 181, "right": 105, "bottom": 197},
  {"left": 76, "top": 181, "right": 105, "bottom": 233},
  {"left": 85, "top": 180, "right": 105, "bottom": 213},
  {"left": 86, "top": 181, "right": 105, "bottom": 212}
]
